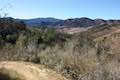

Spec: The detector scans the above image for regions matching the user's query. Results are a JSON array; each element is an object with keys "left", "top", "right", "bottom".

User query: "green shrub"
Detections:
[{"left": 6, "top": 34, "right": 18, "bottom": 44}]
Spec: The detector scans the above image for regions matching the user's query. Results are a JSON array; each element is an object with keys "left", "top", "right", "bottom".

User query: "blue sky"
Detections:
[{"left": 0, "top": 0, "right": 120, "bottom": 19}]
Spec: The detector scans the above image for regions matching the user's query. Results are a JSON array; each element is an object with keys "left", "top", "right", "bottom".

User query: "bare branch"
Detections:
[{"left": 0, "top": 0, "right": 12, "bottom": 18}]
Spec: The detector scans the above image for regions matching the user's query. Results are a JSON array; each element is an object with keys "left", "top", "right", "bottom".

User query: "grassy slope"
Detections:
[{"left": 0, "top": 68, "right": 25, "bottom": 80}]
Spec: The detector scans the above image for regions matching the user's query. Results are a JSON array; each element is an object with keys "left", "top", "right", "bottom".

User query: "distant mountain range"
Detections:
[
  {"left": 23, "top": 17, "right": 120, "bottom": 28},
  {"left": 23, "top": 17, "right": 61, "bottom": 27},
  {"left": 2, "top": 17, "right": 120, "bottom": 28}
]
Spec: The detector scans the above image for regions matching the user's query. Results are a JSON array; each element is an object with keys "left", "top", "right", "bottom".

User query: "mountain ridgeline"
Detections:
[
  {"left": 23, "top": 17, "right": 120, "bottom": 28},
  {"left": 1, "top": 17, "right": 120, "bottom": 28}
]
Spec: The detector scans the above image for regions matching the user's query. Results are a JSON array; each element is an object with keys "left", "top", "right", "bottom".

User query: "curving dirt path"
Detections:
[{"left": 0, "top": 61, "right": 69, "bottom": 80}]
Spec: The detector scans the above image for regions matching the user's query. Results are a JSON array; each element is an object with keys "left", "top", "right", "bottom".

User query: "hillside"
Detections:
[{"left": 0, "top": 18, "right": 120, "bottom": 80}]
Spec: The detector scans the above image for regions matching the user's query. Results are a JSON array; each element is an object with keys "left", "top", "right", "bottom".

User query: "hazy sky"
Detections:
[{"left": 0, "top": 0, "right": 120, "bottom": 19}]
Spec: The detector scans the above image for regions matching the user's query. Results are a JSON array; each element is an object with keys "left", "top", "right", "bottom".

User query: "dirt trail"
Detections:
[{"left": 0, "top": 61, "right": 69, "bottom": 80}]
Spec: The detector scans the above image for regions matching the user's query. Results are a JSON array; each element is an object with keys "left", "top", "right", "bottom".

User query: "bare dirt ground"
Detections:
[
  {"left": 0, "top": 61, "right": 69, "bottom": 80},
  {"left": 57, "top": 27, "right": 91, "bottom": 34}
]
